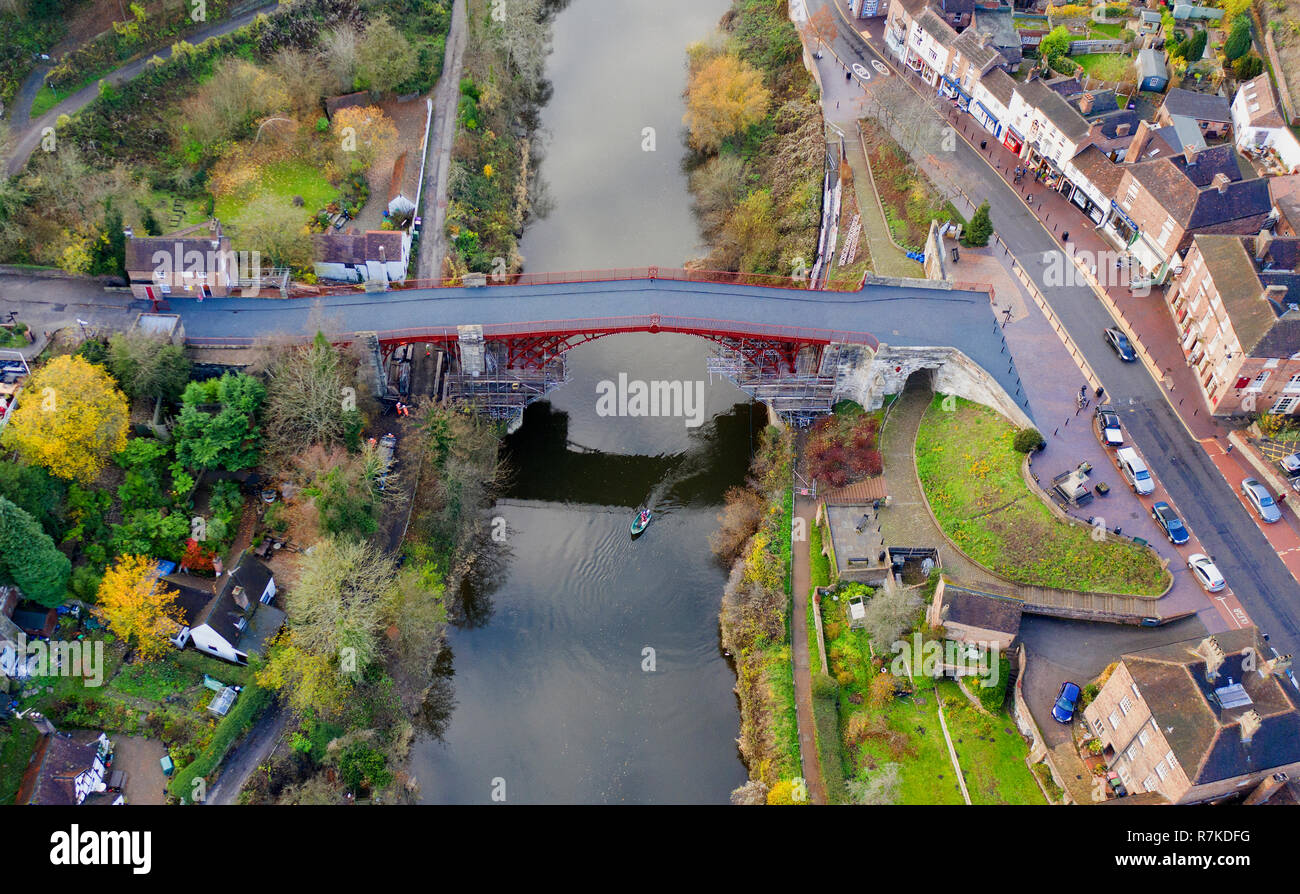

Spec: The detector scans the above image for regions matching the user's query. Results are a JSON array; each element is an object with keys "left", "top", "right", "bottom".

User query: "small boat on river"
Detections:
[{"left": 630, "top": 508, "right": 652, "bottom": 536}]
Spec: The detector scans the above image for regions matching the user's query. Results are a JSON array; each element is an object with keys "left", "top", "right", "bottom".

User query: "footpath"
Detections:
[{"left": 790, "top": 494, "right": 828, "bottom": 805}]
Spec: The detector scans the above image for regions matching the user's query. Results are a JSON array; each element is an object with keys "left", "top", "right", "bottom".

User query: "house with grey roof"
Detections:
[
  {"left": 1081, "top": 628, "right": 1299, "bottom": 803},
  {"left": 927, "top": 577, "right": 1022, "bottom": 651},
  {"left": 1156, "top": 87, "right": 1233, "bottom": 139},
  {"left": 168, "top": 554, "right": 284, "bottom": 665},
  {"left": 1136, "top": 48, "right": 1168, "bottom": 93}
]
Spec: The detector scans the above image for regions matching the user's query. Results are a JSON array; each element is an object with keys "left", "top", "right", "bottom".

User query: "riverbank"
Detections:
[
  {"left": 683, "top": 0, "right": 824, "bottom": 277},
  {"left": 441, "top": 0, "right": 557, "bottom": 278},
  {"left": 717, "top": 424, "right": 802, "bottom": 804}
]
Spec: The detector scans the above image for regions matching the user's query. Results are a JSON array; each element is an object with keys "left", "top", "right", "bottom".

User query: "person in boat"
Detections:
[{"left": 637, "top": 509, "right": 651, "bottom": 525}]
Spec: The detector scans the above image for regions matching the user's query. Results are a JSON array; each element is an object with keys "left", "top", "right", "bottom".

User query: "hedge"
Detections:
[{"left": 168, "top": 681, "right": 274, "bottom": 803}]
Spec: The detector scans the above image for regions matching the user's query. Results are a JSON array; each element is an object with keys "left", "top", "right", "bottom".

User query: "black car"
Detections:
[
  {"left": 1095, "top": 407, "right": 1123, "bottom": 447},
  {"left": 1150, "top": 501, "right": 1189, "bottom": 545},
  {"left": 1104, "top": 327, "right": 1136, "bottom": 362}
]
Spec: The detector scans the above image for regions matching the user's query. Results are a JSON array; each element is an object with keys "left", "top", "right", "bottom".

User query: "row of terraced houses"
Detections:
[{"left": 882, "top": 0, "right": 1300, "bottom": 419}]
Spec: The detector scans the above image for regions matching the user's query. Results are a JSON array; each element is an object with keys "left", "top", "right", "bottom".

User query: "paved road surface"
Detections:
[
  {"left": 5, "top": 3, "right": 277, "bottom": 177},
  {"left": 810, "top": 0, "right": 1300, "bottom": 666},
  {"left": 416, "top": 0, "right": 468, "bottom": 282}
]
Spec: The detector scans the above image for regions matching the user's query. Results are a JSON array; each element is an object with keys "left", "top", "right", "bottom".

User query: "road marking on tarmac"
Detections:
[
  {"left": 872, "top": 59, "right": 889, "bottom": 75},
  {"left": 852, "top": 62, "right": 870, "bottom": 81}
]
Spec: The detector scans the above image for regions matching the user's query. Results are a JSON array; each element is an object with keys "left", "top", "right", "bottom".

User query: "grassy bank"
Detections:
[
  {"left": 685, "top": 0, "right": 823, "bottom": 276},
  {"left": 859, "top": 119, "right": 966, "bottom": 253},
  {"left": 915, "top": 396, "right": 1169, "bottom": 595}
]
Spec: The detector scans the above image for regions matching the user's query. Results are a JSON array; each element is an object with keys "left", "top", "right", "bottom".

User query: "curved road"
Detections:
[
  {"left": 5, "top": 2, "right": 277, "bottom": 177},
  {"left": 808, "top": 0, "right": 1300, "bottom": 666}
]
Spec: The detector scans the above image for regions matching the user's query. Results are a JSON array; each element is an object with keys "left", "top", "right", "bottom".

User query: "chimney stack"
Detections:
[
  {"left": 1258, "top": 653, "right": 1293, "bottom": 678},
  {"left": 232, "top": 585, "right": 248, "bottom": 611},
  {"left": 1213, "top": 172, "right": 1231, "bottom": 194},
  {"left": 1263, "top": 283, "right": 1290, "bottom": 305},
  {"left": 1126, "top": 119, "right": 1153, "bottom": 162},
  {"left": 1116, "top": 122, "right": 1132, "bottom": 137},
  {"left": 1239, "top": 709, "right": 1262, "bottom": 746},
  {"left": 1183, "top": 144, "right": 1198, "bottom": 166},
  {"left": 1255, "top": 230, "right": 1274, "bottom": 262},
  {"left": 1080, "top": 92, "right": 1095, "bottom": 115},
  {"left": 1198, "top": 636, "right": 1226, "bottom": 681}
]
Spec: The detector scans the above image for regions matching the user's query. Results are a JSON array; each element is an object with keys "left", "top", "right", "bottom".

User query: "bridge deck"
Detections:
[{"left": 175, "top": 277, "right": 1023, "bottom": 414}]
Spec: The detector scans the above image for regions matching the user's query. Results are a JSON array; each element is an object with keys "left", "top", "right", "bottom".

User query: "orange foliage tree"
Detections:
[{"left": 96, "top": 555, "right": 186, "bottom": 660}]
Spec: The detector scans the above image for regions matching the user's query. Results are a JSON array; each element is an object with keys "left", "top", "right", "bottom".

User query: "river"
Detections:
[{"left": 411, "top": 0, "right": 748, "bottom": 804}]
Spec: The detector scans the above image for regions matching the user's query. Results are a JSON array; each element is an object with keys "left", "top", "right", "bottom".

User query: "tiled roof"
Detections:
[
  {"left": 1015, "top": 78, "right": 1093, "bottom": 142},
  {"left": 1070, "top": 145, "right": 1125, "bottom": 196},
  {"left": 979, "top": 67, "right": 1015, "bottom": 105},
  {"left": 1194, "top": 235, "right": 1300, "bottom": 356},
  {"left": 1137, "top": 48, "right": 1166, "bottom": 79},
  {"left": 1236, "top": 73, "right": 1286, "bottom": 129},
  {"left": 313, "top": 230, "right": 406, "bottom": 265},
  {"left": 126, "top": 236, "right": 231, "bottom": 274},
  {"left": 1169, "top": 143, "right": 1240, "bottom": 188},
  {"left": 1161, "top": 87, "right": 1231, "bottom": 123},
  {"left": 15, "top": 731, "right": 104, "bottom": 805},
  {"left": 1122, "top": 628, "right": 1300, "bottom": 787},
  {"left": 915, "top": 8, "right": 959, "bottom": 47},
  {"left": 939, "top": 583, "right": 1023, "bottom": 636}
]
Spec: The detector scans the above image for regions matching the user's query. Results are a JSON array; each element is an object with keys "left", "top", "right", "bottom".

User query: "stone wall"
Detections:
[{"left": 830, "top": 343, "right": 1033, "bottom": 430}]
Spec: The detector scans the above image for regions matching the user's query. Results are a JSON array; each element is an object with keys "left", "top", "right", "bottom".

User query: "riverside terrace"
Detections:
[{"left": 173, "top": 273, "right": 1033, "bottom": 425}]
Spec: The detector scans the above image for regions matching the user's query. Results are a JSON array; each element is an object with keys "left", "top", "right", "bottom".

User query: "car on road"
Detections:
[
  {"left": 1278, "top": 452, "right": 1300, "bottom": 492},
  {"left": 1150, "top": 501, "right": 1189, "bottom": 545},
  {"left": 1095, "top": 407, "right": 1124, "bottom": 447},
  {"left": 1104, "top": 327, "right": 1136, "bottom": 361},
  {"left": 1187, "top": 553, "right": 1226, "bottom": 592},
  {"left": 1241, "top": 477, "right": 1282, "bottom": 523},
  {"left": 1051, "top": 681, "right": 1081, "bottom": 723}
]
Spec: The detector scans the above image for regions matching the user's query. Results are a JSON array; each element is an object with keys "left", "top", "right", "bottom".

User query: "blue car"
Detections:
[
  {"left": 1052, "top": 682, "right": 1081, "bottom": 724},
  {"left": 1104, "top": 327, "right": 1136, "bottom": 362},
  {"left": 1150, "top": 501, "right": 1189, "bottom": 545}
]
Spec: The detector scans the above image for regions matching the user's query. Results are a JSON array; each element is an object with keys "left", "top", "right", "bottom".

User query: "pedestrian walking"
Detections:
[
  {"left": 846, "top": 71, "right": 852, "bottom": 82},
  {"left": 1062, "top": 231, "right": 1070, "bottom": 243},
  {"left": 1225, "top": 441, "right": 1234, "bottom": 455}
]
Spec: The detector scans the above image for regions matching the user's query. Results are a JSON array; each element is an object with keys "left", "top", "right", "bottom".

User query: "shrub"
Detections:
[
  {"left": 812, "top": 673, "right": 839, "bottom": 700},
  {"left": 1224, "top": 17, "right": 1252, "bottom": 62},
  {"left": 1234, "top": 53, "right": 1264, "bottom": 80},
  {"left": 1013, "top": 427, "right": 1044, "bottom": 453},
  {"left": 964, "top": 200, "right": 993, "bottom": 246}
]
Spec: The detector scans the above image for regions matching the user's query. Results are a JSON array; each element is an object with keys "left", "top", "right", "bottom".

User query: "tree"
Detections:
[
  {"left": 802, "top": 5, "right": 839, "bottom": 53},
  {"left": 330, "top": 105, "right": 398, "bottom": 174},
  {"left": 1181, "top": 28, "right": 1207, "bottom": 64},
  {"left": 2, "top": 354, "right": 129, "bottom": 484},
  {"left": 846, "top": 763, "right": 901, "bottom": 805},
  {"left": 0, "top": 496, "right": 71, "bottom": 606},
  {"left": 173, "top": 372, "right": 266, "bottom": 472},
  {"left": 356, "top": 16, "right": 417, "bottom": 95},
  {"left": 314, "top": 447, "right": 386, "bottom": 541},
  {"left": 319, "top": 25, "right": 360, "bottom": 92},
  {"left": 868, "top": 671, "right": 901, "bottom": 707},
  {"left": 709, "top": 486, "right": 767, "bottom": 564},
  {"left": 0, "top": 461, "right": 67, "bottom": 539},
  {"left": 178, "top": 58, "right": 290, "bottom": 151},
  {"left": 1224, "top": 17, "right": 1252, "bottom": 63},
  {"left": 1234, "top": 53, "right": 1264, "bottom": 80},
  {"left": 729, "top": 779, "right": 769, "bottom": 805},
  {"left": 233, "top": 195, "right": 313, "bottom": 269},
  {"left": 965, "top": 200, "right": 993, "bottom": 246},
  {"left": 336, "top": 742, "right": 392, "bottom": 792},
  {"left": 683, "top": 54, "right": 772, "bottom": 154},
  {"left": 860, "top": 587, "right": 922, "bottom": 651},
  {"left": 107, "top": 331, "right": 192, "bottom": 404},
  {"left": 264, "top": 333, "right": 364, "bottom": 457},
  {"left": 1038, "top": 26, "right": 1071, "bottom": 68},
  {"left": 283, "top": 536, "right": 396, "bottom": 679},
  {"left": 489, "top": 0, "right": 552, "bottom": 88},
  {"left": 94, "top": 555, "right": 184, "bottom": 659}
]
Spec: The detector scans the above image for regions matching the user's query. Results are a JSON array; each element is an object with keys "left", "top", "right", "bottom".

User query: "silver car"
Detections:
[{"left": 1241, "top": 478, "right": 1282, "bottom": 523}]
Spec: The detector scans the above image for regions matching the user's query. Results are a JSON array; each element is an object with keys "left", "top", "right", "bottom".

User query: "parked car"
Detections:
[
  {"left": 1052, "top": 681, "right": 1081, "bottom": 724},
  {"left": 1150, "top": 501, "right": 1188, "bottom": 545},
  {"left": 1116, "top": 446, "right": 1154, "bottom": 495},
  {"left": 1187, "top": 553, "right": 1225, "bottom": 593},
  {"left": 1241, "top": 477, "right": 1282, "bottom": 523},
  {"left": 1095, "top": 407, "right": 1124, "bottom": 447},
  {"left": 1104, "top": 327, "right": 1136, "bottom": 361},
  {"left": 1278, "top": 453, "right": 1300, "bottom": 493}
]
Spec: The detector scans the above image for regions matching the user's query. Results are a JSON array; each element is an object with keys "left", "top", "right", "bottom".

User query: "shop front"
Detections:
[
  {"left": 970, "top": 100, "right": 1002, "bottom": 137},
  {"left": 1002, "top": 126, "right": 1024, "bottom": 156}
]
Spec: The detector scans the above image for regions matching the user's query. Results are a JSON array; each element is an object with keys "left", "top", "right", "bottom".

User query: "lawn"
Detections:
[
  {"left": 1085, "top": 21, "right": 1127, "bottom": 39},
  {"left": 0, "top": 721, "right": 41, "bottom": 804},
  {"left": 214, "top": 159, "right": 339, "bottom": 233},
  {"left": 938, "top": 681, "right": 1046, "bottom": 804},
  {"left": 915, "top": 396, "right": 1169, "bottom": 595},
  {"left": 1073, "top": 53, "right": 1134, "bottom": 81}
]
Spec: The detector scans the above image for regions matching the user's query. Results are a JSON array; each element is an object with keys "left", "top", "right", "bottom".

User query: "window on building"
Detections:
[
  {"left": 1143, "top": 774, "right": 1158, "bottom": 792},
  {"left": 1125, "top": 744, "right": 1138, "bottom": 762},
  {"left": 1138, "top": 728, "right": 1151, "bottom": 748},
  {"left": 1120, "top": 695, "right": 1132, "bottom": 715},
  {"left": 1131, "top": 683, "right": 1140, "bottom": 699},
  {"left": 1155, "top": 760, "right": 1168, "bottom": 781},
  {"left": 1271, "top": 396, "right": 1297, "bottom": 415},
  {"left": 1109, "top": 710, "right": 1121, "bottom": 730},
  {"left": 1122, "top": 180, "right": 1139, "bottom": 210},
  {"left": 1165, "top": 750, "right": 1177, "bottom": 768},
  {"left": 1249, "top": 370, "right": 1271, "bottom": 392},
  {"left": 1158, "top": 216, "right": 1176, "bottom": 247},
  {"left": 1285, "top": 373, "right": 1300, "bottom": 394}
]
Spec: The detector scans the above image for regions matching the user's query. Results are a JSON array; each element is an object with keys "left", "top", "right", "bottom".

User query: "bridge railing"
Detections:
[
  {"left": 186, "top": 314, "right": 883, "bottom": 350},
  {"left": 291, "top": 266, "right": 866, "bottom": 297}
]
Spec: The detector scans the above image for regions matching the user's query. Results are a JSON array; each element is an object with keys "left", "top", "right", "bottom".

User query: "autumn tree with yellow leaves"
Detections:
[
  {"left": 683, "top": 54, "right": 771, "bottom": 154},
  {"left": 331, "top": 104, "right": 399, "bottom": 175},
  {"left": 96, "top": 555, "right": 186, "bottom": 660},
  {"left": 1, "top": 354, "right": 129, "bottom": 484}
]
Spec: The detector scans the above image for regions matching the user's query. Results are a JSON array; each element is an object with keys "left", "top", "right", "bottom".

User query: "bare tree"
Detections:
[{"left": 846, "top": 763, "right": 901, "bottom": 805}]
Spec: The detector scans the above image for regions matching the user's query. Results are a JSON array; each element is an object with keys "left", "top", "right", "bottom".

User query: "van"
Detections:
[{"left": 1116, "top": 447, "right": 1154, "bottom": 495}]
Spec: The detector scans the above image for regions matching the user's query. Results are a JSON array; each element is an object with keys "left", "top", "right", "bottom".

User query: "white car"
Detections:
[{"left": 1187, "top": 553, "right": 1225, "bottom": 593}]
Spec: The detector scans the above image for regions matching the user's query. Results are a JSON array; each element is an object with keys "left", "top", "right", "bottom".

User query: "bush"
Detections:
[
  {"left": 169, "top": 682, "right": 273, "bottom": 802},
  {"left": 1234, "top": 53, "right": 1264, "bottom": 80},
  {"left": 964, "top": 200, "right": 993, "bottom": 246},
  {"left": 1013, "top": 427, "right": 1044, "bottom": 454},
  {"left": 1224, "top": 17, "right": 1252, "bottom": 62}
]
